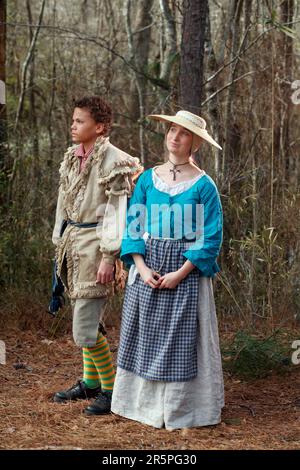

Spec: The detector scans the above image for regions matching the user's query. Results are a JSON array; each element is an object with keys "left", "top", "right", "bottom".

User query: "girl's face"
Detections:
[
  {"left": 166, "top": 123, "right": 193, "bottom": 158},
  {"left": 71, "top": 107, "right": 104, "bottom": 145}
]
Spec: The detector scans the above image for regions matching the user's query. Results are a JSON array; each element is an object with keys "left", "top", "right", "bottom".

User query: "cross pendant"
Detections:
[{"left": 170, "top": 167, "right": 181, "bottom": 181}]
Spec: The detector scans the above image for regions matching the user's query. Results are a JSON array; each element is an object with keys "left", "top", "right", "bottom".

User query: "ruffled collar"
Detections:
[{"left": 152, "top": 167, "right": 205, "bottom": 196}]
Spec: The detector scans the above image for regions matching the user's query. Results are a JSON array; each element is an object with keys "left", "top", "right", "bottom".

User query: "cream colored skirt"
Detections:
[{"left": 111, "top": 276, "right": 224, "bottom": 430}]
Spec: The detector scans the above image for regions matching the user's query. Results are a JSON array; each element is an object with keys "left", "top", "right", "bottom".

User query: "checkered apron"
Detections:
[{"left": 117, "top": 237, "right": 200, "bottom": 381}]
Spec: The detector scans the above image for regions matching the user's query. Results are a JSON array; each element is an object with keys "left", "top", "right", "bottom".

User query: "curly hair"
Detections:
[{"left": 73, "top": 95, "right": 113, "bottom": 136}]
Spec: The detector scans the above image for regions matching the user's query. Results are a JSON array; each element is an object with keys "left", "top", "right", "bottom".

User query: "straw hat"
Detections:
[{"left": 148, "top": 110, "right": 222, "bottom": 151}]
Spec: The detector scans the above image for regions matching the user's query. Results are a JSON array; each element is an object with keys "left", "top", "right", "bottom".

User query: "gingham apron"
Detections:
[{"left": 117, "top": 237, "right": 200, "bottom": 381}]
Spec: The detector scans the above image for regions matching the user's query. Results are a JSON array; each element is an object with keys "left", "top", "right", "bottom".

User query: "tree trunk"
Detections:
[
  {"left": 157, "top": 0, "right": 177, "bottom": 110},
  {"left": 179, "top": 0, "right": 208, "bottom": 112},
  {"left": 26, "top": 0, "right": 39, "bottom": 160},
  {"left": 205, "top": 0, "right": 222, "bottom": 182},
  {"left": 124, "top": 0, "right": 154, "bottom": 165},
  {"left": 48, "top": 0, "right": 57, "bottom": 180},
  {"left": 14, "top": 0, "right": 46, "bottom": 132},
  {"left": 280, "top": 0, "right": 294, "bottom": 184},
  {"left": 223, "top": 0, "right": 244, "bottom": 190},
  {"left": 0, "top": 0, "right": 6, "bottom": 170}
]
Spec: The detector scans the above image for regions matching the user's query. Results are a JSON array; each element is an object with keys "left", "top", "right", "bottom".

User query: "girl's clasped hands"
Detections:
[{"left": 138, "top": 265, "right": 185, "bottom": 290}]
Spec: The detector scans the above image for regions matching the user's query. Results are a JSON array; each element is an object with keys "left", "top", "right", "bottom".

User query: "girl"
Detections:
[{"left": 111, "top": 110, "right": 224, "bottom": 429}]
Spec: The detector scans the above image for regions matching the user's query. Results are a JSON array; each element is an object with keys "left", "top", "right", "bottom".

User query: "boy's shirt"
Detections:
[
  {"left": 52, "top": 136, "right": 143, "bottom": 299},
  {"left": 75, "top": 143, "right": 94, "bottom": 173}
]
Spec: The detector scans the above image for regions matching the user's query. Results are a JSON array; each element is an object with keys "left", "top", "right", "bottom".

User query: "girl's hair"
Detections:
[{"left": 73, "top": 95, "right": 112, "bottom": 136}]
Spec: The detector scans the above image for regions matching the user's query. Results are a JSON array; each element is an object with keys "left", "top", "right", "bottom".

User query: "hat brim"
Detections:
[{"left": 148, "top": 114, "right": 222, "bottom": 150}]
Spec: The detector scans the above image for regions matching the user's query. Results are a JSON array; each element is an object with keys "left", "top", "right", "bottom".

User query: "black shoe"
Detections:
[
  {"left": 84, "top": 390, "right": 112, "bottom": 415},
  {"left": 53, "top": 380, "right": 101, "bottom": 403}
]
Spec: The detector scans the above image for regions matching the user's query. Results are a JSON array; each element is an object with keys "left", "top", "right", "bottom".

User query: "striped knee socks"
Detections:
[{"left": 82, "top": 332, "right": 115, "bottom": 391}]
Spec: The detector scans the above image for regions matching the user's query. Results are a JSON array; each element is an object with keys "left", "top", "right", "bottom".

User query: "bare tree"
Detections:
[
  {"left": 223, "top": 0, "right": 244, "bottom": 187},
  {"left": 279, "top": 0, "right": 294, "bottom": 184},
  {"left": 205, "top": 0, "right": 222, "bottom": 182},
  {"left": 14, "top": 0, "right": 46, "bottom": 132},
  {"left": 179, "top": 0, "right": 208, "bottom": 112},
  {"left": 26, "top": 0, "right": 39, "bottom": 159},
  {"left": 123, "top": 0, "right": 154, "bottom": 164},
  {"left": 0, "top": 0, "right": 6, "bottom": 169},
  {"left": 47, "top": 0, "right": 57, "bottom": 175},
  {"left": 158, "top": 0, "right": 177, "bottom": 108}
]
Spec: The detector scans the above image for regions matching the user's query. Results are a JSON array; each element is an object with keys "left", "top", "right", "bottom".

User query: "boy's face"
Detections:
[{"left": 71, "top": 107, "right": 104, "bottom": 145}]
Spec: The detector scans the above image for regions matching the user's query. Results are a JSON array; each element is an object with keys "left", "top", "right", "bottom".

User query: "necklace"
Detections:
[
  {"left": 149, "top": 238, "right": 170, "bottom": 274},
  {"left": 168, "top": 158, "right": 190, "bottom": 181}
]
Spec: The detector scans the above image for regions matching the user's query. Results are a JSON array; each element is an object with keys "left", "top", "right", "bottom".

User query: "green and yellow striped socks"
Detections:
[
  {"left": 82, "top": 348, "right": 101, "bottom": 389},
  {"left": 82, "top": 332, "right": 115, "bottom": 391}
]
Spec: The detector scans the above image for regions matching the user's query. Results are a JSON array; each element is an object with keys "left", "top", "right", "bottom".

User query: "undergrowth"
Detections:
[{"left": 222, "top": 329, "right": 296, "bottom": 379}]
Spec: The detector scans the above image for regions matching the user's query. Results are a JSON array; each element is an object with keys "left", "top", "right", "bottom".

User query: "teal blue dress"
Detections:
[{"left": 120, "top": 168, "right": 223, "bottom": 276}]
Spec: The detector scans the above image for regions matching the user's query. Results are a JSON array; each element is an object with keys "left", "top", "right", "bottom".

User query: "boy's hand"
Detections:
[{"left": 96, "top": 259, "right": 115, "bottom": 284}]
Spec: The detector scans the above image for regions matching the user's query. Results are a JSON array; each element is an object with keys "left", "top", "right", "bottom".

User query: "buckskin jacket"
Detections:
[{"left": 52, "top": 136, "right": 143, "bottom": 299}]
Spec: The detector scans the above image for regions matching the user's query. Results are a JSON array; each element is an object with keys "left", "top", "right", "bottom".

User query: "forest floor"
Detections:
[{"left": 1, "top": 326, "right": 300, "bottom": 450}]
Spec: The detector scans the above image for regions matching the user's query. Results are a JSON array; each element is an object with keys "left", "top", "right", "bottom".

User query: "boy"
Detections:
[{"left": 52, "top": 96, "right": 142, "bottom": 414}]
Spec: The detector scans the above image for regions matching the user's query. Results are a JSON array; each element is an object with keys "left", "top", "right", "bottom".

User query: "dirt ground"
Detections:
[{"left": 0, "top": 326, "right": 299, "bottom": 450}]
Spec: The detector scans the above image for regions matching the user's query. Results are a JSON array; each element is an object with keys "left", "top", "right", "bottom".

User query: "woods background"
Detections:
[{"left": 0, "top": 0, "right": 300, "bottom": 336}]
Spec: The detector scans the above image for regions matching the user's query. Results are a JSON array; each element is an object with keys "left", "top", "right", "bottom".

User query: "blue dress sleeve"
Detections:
[
  {"left": 183, "top": 177, "right": 223, "bottom": 277},
  {"left": 120, "top": 171, "right": 147, "bottom": 268}
]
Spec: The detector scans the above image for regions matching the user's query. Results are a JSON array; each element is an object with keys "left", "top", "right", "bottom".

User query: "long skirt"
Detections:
[{"left": 111, "top": 252, "right": 224, "bottom": 429}]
